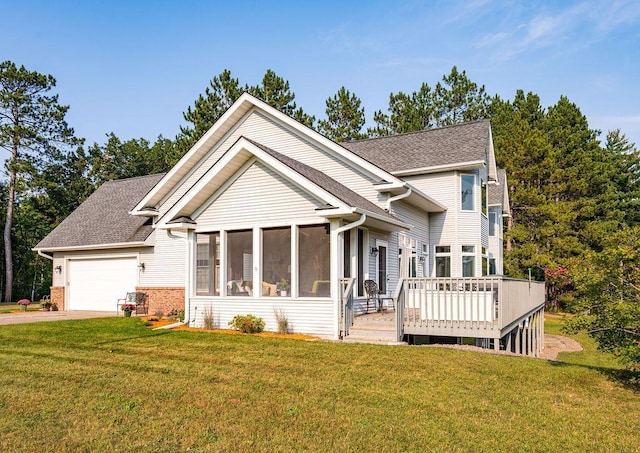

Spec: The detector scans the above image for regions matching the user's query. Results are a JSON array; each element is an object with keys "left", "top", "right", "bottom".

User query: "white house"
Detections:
[{"left": 35, "top": 93, "right": 544, "bottom": 354}]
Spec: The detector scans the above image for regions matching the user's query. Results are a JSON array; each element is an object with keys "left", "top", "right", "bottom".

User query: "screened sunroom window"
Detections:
[
  {"left": 262, "top": 227, "right": 291, "bottom": 297},
  {"left": 227, "top": 230, "right": 253, "bottom": 296},
  {"left": 195, "top": 233, "right": 220, "bottom": 296},
  {"left": 299, "top": 224, "right": 330, "bottom": 297}
]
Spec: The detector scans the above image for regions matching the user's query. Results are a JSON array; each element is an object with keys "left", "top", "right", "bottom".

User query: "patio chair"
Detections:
[
  {"left": 363, "top": 280, "right": 394, "bottom": 313},
  {"left": 116, "top": 292, "right": 148, "bottom": 315}
]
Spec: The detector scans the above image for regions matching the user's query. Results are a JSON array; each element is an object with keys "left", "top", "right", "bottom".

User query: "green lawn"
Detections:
[{"left": 0, "top": 317, "right": 638, "bottom": 452}]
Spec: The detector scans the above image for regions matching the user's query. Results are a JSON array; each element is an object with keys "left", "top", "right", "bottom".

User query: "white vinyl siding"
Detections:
[
  {"left": 188, "top": 298, "right": 334, "bottom": 336},
  {"left": 158, "top": 110, "right": 385, "bottom": 220},
  {"left": 195, "top": 161, "right": 323, "bottom": 229},
  {"left": 390, "top": 201, "right": 429, "bottom": 280},
  {"left": 139, "top": 230, "right": 186, "bottom": 287}
]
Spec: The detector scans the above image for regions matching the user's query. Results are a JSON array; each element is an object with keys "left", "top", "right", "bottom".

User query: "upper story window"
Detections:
[
  {"left": 461, "top": 174, "right": 474, "bottom": 211},
  {"left": 489, "top": 210, "right": 497, "bottom": 236},
  {"left": 481, "top": 180, "right": 487, "bottom": 215}
]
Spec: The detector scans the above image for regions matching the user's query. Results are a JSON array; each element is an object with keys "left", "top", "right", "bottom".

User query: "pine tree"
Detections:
[
  {"left": 0, "top": 61, "right": 79, "bottom": 302},
  {"left": 247, "top": 69, "right": 314, "bottom": 128},
  {"left": 178, "top": 69, "right": 243, "bottom": 153},
  {"left": 432, "top": 66, "right": 491, "bottom": 126},
  {"left": 318, "top": 87, "right": 366, "bottom": 142}
]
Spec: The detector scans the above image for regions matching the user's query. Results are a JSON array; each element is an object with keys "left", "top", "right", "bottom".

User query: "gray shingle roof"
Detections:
[
  {"left": 488, "top": 168, "right": 507, "bottom": 206},
  {"left": 342, "top": 120, "right": 490, "bottom": 173},
  {"left": 244, "top": 138, "right": 401, "bottom": 224},
  {"left": 35, "top": 173, "right": 165, "bottom": 250}
]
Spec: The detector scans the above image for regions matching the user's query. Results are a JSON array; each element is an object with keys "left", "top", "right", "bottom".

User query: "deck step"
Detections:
[{"left": 343, "top": 335, "right": 407, "bottom": 346}]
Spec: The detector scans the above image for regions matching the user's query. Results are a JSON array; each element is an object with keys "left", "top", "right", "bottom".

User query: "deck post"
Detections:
[
  {"left": 539, "top": 308, "right": 544, "bottom": 354},
  {"left": 515, "top": 323, "right": 521, "bottom": 354},
  {"left": 532, "top": 311, "right": 539, "bottom": 357},
  {"left": 528, "top": 315, "right": 534, "bottom": 356},
  {"left": 506, "top": 330, "right": 512, "bottom": 352}
]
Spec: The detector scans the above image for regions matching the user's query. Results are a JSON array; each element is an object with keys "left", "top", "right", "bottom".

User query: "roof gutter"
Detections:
[
  {"left": 336, "top": 213, "right": 366, "bottom": 234},
  {"left": 37, "top": 250, "right": 54, "bottom": 261},
  {"left": 33, "top": 241, "right": 149, "bottom": 253},
  {"left": 386, "top": 187, "right": 412, "bottom": 211}
]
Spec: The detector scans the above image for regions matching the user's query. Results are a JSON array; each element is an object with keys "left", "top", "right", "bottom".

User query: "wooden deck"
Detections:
[{"left": 396, "top": 277, "right": 546, "bottom": 355}]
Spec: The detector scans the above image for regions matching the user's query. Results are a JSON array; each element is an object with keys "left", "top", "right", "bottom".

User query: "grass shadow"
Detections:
[{"left": 549, "top": 359, "right": 640, "bottom": 392}]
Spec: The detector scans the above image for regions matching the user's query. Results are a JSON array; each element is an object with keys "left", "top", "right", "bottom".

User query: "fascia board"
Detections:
[
  {"left": 392, "top": 160, "right": 485, "bottom": 176},
  {"left": 487, "top": 126, "right": 498, "bottom": 181},
  {"left": 240, "top": 95, "right": 407, "bottom": 187},
  {"left": 32, "top": 242, "right": 149, "bottom": 252},
  {"left": 157, "top": 138, "right": 351, "bottom": 228},
  {"left": 131, "top": 93, "right": 256, "bottom": 214},
  {"left": 156, "top": 139, "right": 254, "bottom": 228}
]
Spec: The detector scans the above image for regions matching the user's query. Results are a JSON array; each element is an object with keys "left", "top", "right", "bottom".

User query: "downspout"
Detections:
[
  {"left": 386, "top": 187, "right": 412, "bottom": 211},
  {"left": 167, "top": 230, "right": 191, "bottom": 326}
]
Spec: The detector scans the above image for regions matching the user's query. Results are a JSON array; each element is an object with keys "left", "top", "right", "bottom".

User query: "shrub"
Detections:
[
  {"left": 228, "top": 314, "right": 265, "bottom": 333},
  {"left": 203, "top": 306, "right": 215, "bottom": 330},
  {"left": 274, "top": 308, "right": 289, "bottom": 334},
  {"left": 168, "top": 309, "right": 185, "bottom": 322}
]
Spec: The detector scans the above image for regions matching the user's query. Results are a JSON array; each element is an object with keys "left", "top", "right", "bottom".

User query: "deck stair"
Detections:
[{"left": 343, "top": 311, "right": 406, "bottom": 345}]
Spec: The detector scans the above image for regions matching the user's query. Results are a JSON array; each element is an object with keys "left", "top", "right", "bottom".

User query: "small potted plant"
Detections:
[
  {"left": 121, "top": 303, "right": 136, "bottom": 317},
  {"left": 279, "top": 278, "right": 289, "bottom": 297},
  {"left": 17, "top": 299, "right": 31, "bottom": 311},
  {"left": 40, "top": 300, "right": 52, "bottom": 311}
]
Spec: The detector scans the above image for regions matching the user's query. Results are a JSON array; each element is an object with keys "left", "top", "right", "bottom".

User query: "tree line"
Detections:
[{"left": 1, "top": 61, "right": 638, "bottom": 369}]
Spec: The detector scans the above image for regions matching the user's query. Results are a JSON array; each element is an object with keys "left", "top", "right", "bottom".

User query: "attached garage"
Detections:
[{"left": 67, "top": 258, "right": 138, "bottom": 311}]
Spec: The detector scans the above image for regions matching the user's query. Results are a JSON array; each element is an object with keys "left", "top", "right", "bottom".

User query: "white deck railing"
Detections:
[{"left": 396, "top": 277, "right": 545, "bottom": 340}]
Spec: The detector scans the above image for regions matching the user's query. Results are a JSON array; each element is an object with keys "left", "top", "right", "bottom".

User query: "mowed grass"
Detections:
[{"left": 0, "top": 318, "right": 639, "bottom": 452}]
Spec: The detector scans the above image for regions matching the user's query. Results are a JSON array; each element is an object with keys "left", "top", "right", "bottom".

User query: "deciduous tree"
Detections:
[{"left": 567, "top": 226, "right": 640, "bottom": 371}]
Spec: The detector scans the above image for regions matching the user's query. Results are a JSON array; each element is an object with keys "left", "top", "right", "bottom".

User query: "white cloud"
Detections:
[{"left": 476, "top": 1, "right": 640, "bottom": 61}]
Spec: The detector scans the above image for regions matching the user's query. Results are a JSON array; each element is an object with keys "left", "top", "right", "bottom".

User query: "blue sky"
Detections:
[{"left": 1, "top": 0, "right": 639, "bottom": 167}]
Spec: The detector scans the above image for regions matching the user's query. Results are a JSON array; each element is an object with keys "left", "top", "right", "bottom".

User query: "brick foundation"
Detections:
[
  {"left": 50, "top": 286, "right": 65, "bottom": 310},
  {"left": 136, "top": 287, "right": 185, "bottom": 315}
]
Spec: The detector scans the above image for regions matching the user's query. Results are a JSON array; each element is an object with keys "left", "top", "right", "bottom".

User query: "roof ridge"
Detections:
[
  {"left": 348, "top": 119, "right": 490, "bottom": 145},
  {"left": 104, "top": 173, "right": 166, "bottom": 184}
]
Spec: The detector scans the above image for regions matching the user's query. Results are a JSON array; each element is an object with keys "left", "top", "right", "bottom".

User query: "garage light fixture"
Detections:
[
  {"left": 54, "top": 265, "right": 62, "bottom": 274},
  {"left": 138, "top": 262, "right": 146, "bottom": 272}
]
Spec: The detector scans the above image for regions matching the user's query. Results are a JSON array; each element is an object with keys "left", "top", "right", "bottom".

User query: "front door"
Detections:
[{"left": 376, "top": 240, "right": 388, "bottom": 294}]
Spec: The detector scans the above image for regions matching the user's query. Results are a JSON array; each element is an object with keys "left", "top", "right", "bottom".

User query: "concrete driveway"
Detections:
[{"left": 0, "top": 310, "right": 117, "bottom": 326}]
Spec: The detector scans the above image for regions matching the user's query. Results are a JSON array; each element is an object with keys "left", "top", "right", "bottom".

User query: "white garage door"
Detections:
[{"left": 67, "top": 258, "right": 138, "bottom": 311}]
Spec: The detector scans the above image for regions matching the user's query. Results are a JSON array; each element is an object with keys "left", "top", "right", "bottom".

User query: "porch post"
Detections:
[
  {"left": 329, "top": 219, "right": 341, "bottom": 340},
  {"left": 515, "top": 323, "right": 521, "bottom": 355}
]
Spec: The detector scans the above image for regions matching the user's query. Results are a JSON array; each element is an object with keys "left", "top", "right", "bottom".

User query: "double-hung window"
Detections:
[
  {"left": 489, "top": 210, "right": 497, "bottom": 236},
  {"left": 435, "top": 246, "right": 451, "bottom": 277},
  {"left": 462, "top": 245, "right": 475, "bottom": 277}
]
